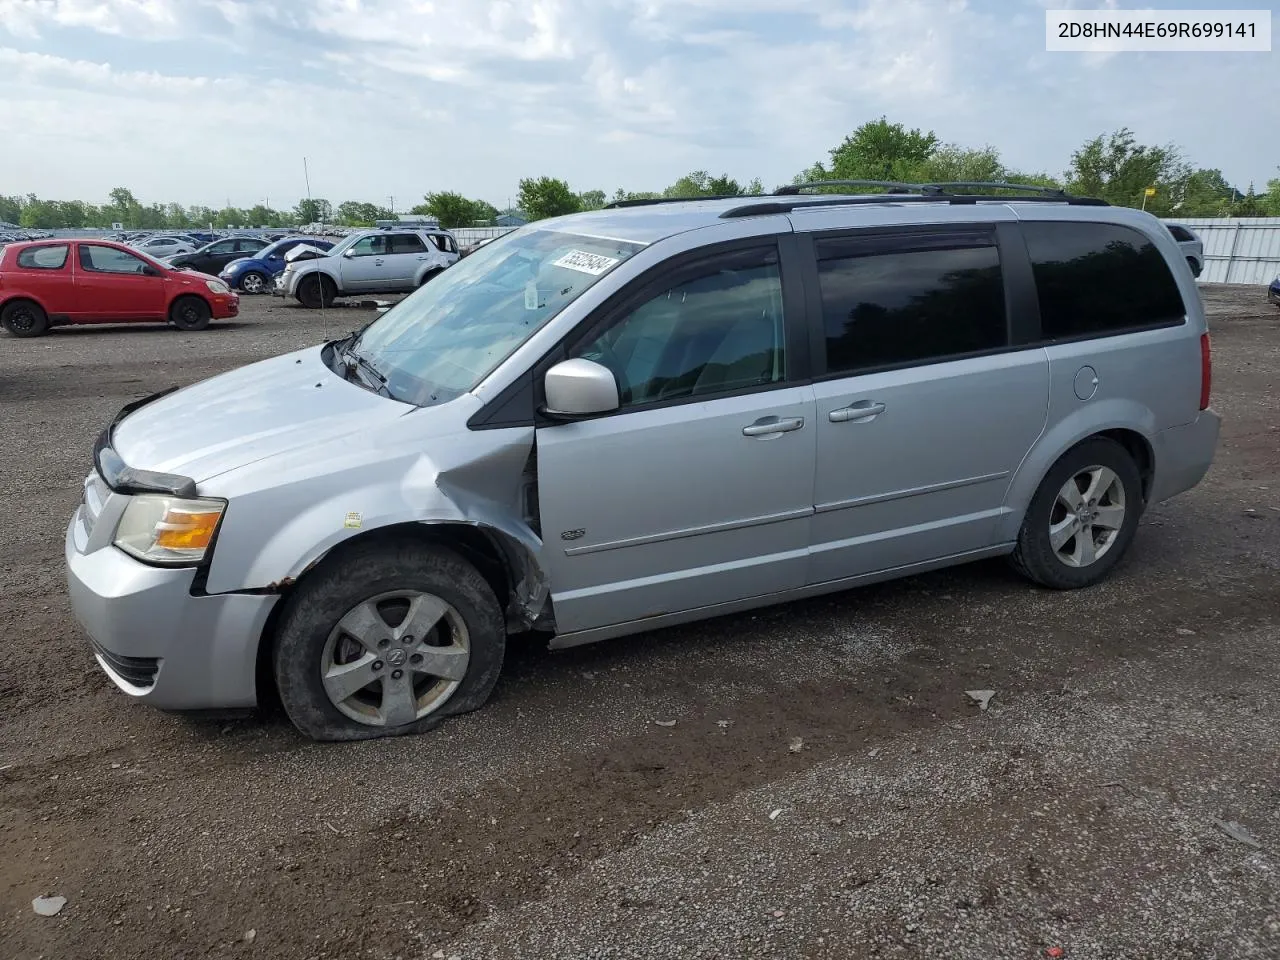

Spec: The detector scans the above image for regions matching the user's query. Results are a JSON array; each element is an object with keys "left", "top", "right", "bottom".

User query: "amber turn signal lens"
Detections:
[{"left": 154, "top": 509, "right": 222, "bottom": 550}]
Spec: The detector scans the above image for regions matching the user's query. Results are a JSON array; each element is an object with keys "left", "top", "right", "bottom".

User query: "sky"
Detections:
[{"left": 0, "top": 0, "right": 1276, "bottom": 213}]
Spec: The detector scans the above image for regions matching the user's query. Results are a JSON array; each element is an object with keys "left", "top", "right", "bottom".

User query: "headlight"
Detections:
[
  {"left": 114, "top": 495, "right": 226, "bottom": 565},
  {"left": 205, "top": 279, "right": 230, "bottom": 294}
]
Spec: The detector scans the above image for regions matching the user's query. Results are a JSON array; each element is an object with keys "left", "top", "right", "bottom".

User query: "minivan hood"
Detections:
[{"left": 111, "top": 346, "right": 412, "bottom": 483}]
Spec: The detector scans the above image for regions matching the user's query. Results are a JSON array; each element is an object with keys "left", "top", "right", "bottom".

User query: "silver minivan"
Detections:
[{"left": 65, "top": 183, "right": 1221, "bottom": 740}]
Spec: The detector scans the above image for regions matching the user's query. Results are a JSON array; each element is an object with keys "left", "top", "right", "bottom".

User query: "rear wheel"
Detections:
[
  {"left": 1010, "top": 437, "right": 1142, "bottom": 589},
  {"left": 0, "top": 299, "right": 49, "bottom": 337},
  {"left": 169, "top": 296, "right": 211, "bottom": 331},
  {"left": 297, "top": 274, "right": 337, "bottom": 309},
  {"left": 273, "top": 538, "right": 506, "bottom": 741},
  {"left": 239, "top": 271, "right": 268, "bottom": 294}
]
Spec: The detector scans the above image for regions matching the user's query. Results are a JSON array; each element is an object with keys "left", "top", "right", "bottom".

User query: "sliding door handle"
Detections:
[
  {"left": 829, "top": 401, "right": 885, "bottom": 423},
  {"left": 743, "top": 415, "right": 804, "bottom": 438}
]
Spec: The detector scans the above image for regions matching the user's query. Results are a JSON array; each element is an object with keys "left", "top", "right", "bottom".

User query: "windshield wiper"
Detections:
[{"left": 342, "top": 348, "right": 394, "bottom": 399}]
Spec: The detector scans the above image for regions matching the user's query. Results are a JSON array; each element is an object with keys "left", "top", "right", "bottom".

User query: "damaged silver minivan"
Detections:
[{"left": 65, "top": 184, "right": 1220, "bottom": 740}]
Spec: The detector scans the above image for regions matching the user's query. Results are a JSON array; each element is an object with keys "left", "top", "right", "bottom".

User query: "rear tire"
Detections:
[
  {"left": 239, "top": 271, "right": 268, "bottom": 294},
  {"left": 169, "top": 296, "right": 211, "bottom": 331},
  {"left": 1, "top": 299, "right": 49, "bottom": 337},
  {"left": 273, "top": 538, "right": 506, "bottom": 741},
  {"left": 1010, "top": 437, "right": 1142, "bottom": 590},
  {"left": 297, "top": 274, "right": 336, "bottom": 309}
]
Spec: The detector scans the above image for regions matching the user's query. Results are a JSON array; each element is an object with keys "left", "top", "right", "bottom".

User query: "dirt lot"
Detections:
[{"left": 1, "top": 287, "right": 1278, "bottom": 960}]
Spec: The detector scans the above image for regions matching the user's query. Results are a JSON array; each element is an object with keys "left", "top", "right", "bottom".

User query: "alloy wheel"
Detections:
[
  {"left": 319, "top": 590, "right": 470, "bottom": 727},
  {"left": 1049, "top": 465, "right": 1126, "bottom": 568}
]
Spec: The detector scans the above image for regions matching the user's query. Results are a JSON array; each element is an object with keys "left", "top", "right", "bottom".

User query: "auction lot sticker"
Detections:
[{"left": 552, "top": 250, "right": 621, "bottom": 276}]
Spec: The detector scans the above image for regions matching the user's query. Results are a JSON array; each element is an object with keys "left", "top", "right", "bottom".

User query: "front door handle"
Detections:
[
  {"left": 416, "top": 255, "right": 429, "bottom": 260},
  {"left": 373, "top": 258, "right": 384, "bottom": 266},
  {"left": 829, "top": 400, "right": 886, "bottom": 423},
  {"left": 743, "top": 415, "right": 804, "bottom": 438}
]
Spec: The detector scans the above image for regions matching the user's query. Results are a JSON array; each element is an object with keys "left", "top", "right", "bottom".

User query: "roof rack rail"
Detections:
[
  {"left": 922, "top": 181, "right": 1067, "bottom": 197},
  {"left": 721, "top": 190, "right": 1108, "bottom": 219},
  {"left": 601, "top": 194, "right": 741, "bottom": 209},
  {"left": 774, "top": 179, "right": 921, "bottom": 195}
]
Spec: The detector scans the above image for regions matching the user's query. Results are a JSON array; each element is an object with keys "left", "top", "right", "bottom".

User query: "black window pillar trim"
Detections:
[{"left": 994, "top": 222, "right": 1042, "bottom": 346}]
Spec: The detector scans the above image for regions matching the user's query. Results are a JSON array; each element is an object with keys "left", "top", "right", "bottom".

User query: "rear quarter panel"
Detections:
[{"left": 996, "top": 208, "right": 1207, "bottom": 541}]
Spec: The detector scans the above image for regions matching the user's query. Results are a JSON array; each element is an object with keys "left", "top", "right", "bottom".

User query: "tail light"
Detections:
[{"left": 1199, "top": 332, "right": 1211, "bottom": 411}]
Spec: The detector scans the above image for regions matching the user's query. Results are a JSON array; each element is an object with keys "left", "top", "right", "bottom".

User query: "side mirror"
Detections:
[
  {"left": 543, "top": 358, "right": 619, "bottom": 418},
  {"left": 342, "top": 249, "right": 355, "bottom": 258},
  {"left": 141, "top": 265, "right": 160, "bottom": 277}
]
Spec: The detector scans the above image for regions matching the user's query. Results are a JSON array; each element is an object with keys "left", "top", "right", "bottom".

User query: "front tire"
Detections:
[
  {"left": 169, "top": 296, "right": 211, "bottom": 331},
  {"left": 1, "top": 299, "right": 50, "bottom": 337},
  {"left": 1010, "top": 437, "right": 1142, "bottom": 590},
  {"left": 296, "top": 274, "right": 336, "bottom": 309},
  {"left": 273, "top": 538, "right": 506, "bottom": 741},
  {"left": 239, "top": 271, "right": 268, "bottom": 294}
]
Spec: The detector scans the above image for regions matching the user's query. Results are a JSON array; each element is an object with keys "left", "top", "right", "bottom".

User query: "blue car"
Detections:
[
  {"left": 219, "top": 236, "right": 334, "bottom": 294},
  {"left": 1269, "top": 275, "right": 1280, "bottom": 309}
]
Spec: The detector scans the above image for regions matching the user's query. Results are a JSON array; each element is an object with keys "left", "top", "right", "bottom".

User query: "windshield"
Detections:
[
  {"left": 322, "top": 233, "right": 361, "bottom": 258},
  {"left": 257, "top": 238, "right": 291, "bottom": 259},
  {"left": 351, "top": 228, "right": 645, "bottom": 407}
]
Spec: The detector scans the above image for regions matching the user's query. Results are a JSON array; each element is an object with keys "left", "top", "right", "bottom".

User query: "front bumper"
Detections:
[
  {"left": 65, "top": 498, "right": 277, "bottom": 711},
  {"left": 211, "top": 292, "right": 239, "bottom": 319}
]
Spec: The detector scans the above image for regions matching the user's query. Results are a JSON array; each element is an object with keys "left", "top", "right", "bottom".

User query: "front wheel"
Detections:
[
  {"left": 272, "top": 539, "right": 506, "bottom": 741},
  {"left": 239, "top": 271, "right": 268, "bottom": 294},
  {"left": 1010, "top": 437, "right": 1142, "bottom": 589},
  {"left": 296, "top": 274, "right": 336, "bottom": 309},
  {"left": 169, "top": 296, "right": 211, "bottom": 331}
]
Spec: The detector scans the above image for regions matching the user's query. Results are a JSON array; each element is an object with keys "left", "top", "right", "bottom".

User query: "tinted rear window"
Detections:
[
  {"left": 816, "top": 241, "right": 1007, "bottom": 374},
  {"left": 1022, "top": 222, "right": 1186, "bottom": 340},
  {"left": 17, "top": 245, "right": 69, "bottom": 270}
]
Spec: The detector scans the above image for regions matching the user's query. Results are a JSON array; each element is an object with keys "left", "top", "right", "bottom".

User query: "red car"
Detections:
[{"left": 0, "top": 239, "right": 239, "bottom": 337}]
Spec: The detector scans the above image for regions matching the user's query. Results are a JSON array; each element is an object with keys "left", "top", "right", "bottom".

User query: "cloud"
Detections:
[{"left": 0, "top": 0, "right": 1275, "bottom": 210}]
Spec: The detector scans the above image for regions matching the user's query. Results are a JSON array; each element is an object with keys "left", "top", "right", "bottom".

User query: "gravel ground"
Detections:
[{"left": 1, "top": 287, "right": 1278, "bottom": 960}]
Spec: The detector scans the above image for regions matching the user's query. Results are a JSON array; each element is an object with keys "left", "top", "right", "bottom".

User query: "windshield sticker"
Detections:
[
  {"left": 551, "top": 249, "right": 621, "bottom": 276},
  {"left": 524, "top": 279, "right": 540, "bottom": 310}
]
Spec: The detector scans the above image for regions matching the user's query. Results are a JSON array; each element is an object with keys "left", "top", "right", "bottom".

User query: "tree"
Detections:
[
  {"left": 294, "top": 198, "right": 332, "bottom": 224},
  {"left": 335, "top": 200, "right": 394, "bottom": 226},
  {"left": 517, "top": 177, "right": 580, "bottom": 220},
  {"left": 663, "top": 171, "right": 758, "bottom": 198},
  {"left": 1065, "top": 128, "right": 1190, "bottom": 214},
  {"left": 577, "top": 189, "right": 607, "bottom": 211},
  {"left": 802, "top": 117, "right": 941, "bottom": 185},
  {"left": 411, "top": 191, "right": 484, "bottom": 228},
  {"left": 611, "top": 188, "right": 660, "bottom": 203},
  {"left": 0, "top": 195, "right": 22, "bottom": 224}
]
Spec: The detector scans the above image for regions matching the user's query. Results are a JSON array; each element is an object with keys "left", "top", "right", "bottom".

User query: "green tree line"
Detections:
[{"left": 6, "top": 121, "right": 1278, "bottom": 230}]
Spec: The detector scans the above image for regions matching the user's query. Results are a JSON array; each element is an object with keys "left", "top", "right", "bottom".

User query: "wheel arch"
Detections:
[
  {"left": 998, "top": 401, "right": 1159, "bottom": 543},
  {"left": 253, "top": 519, "right": 544, "bottom": 705}
]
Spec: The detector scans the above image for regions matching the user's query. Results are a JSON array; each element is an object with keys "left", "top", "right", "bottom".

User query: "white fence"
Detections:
[
  {"left": 1164, "top": 217, "right": 1280, "bottom": 285},
  {"left": 452, "top": 225, "right": 520, "bottom": 246}
]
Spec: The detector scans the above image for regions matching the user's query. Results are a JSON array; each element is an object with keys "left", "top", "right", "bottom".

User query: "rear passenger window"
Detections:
[
  {"left": 17, "top": 245, "right": 69, "bottom": 270},
  {"left": 816, "top": 240, "right": 1006, "bottom": 375},
  {"left": 1022, "top": 222, "right": 1186, "bottom": 340},
  {"left": 390, "top": 234, "right": 427, "bottom": 254}
]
